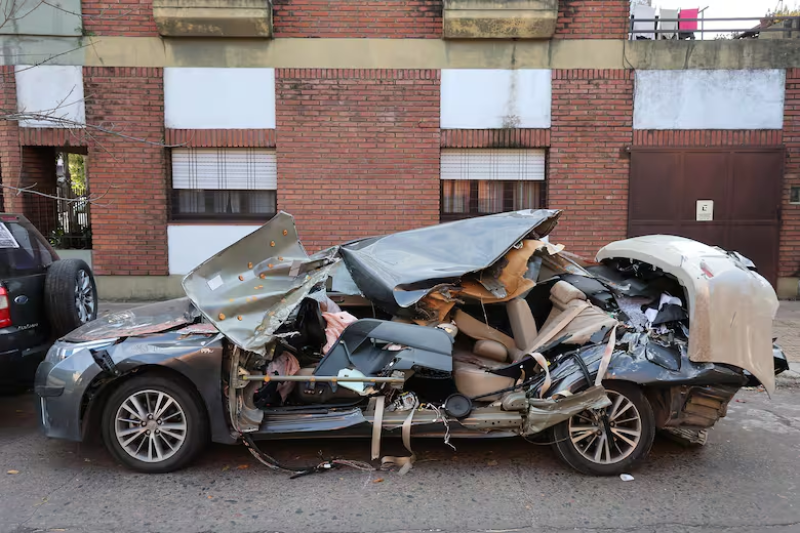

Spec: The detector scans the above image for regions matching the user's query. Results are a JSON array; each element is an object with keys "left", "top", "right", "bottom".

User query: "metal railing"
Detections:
[{"left": 629, "top": 15, "right": 800, "bottom": 41}]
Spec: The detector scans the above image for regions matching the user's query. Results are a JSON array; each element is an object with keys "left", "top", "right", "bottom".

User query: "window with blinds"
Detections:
[
  {"left": 440, "top": 149, "right": 546, "bottom": 222},
  {"left": 170, "top": 148, "right": 277, "bottom": 221}
]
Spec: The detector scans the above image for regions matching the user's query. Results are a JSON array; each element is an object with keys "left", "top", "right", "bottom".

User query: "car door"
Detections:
[{"left": 0, "top": 216, "right": 52, "bottom": 346}]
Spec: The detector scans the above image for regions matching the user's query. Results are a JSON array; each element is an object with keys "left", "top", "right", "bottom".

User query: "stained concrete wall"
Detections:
[
  {"left": 164, "top": 67, "right": 276, "bottom": 129},
  {"left": 441, "top": 69, "right": 551, "bottom": 129},
  {"left": 0, "top": 0, "right": 82, "bottom": 36},
  {"left": 634, "top": 69, "right": 786, "bottom": 130}
]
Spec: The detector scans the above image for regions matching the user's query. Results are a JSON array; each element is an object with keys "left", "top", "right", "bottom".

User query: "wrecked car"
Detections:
[{"left": 34, "top": 210, "right": 789, "bottom": 476}]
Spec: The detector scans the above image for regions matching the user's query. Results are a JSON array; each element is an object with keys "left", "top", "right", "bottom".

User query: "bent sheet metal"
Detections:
[{"left": 183, "top": 209, "right": 563, "bottom": 354}]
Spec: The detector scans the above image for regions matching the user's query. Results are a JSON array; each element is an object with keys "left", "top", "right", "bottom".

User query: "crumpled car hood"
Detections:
[
  {"left": 65, "top": 298, "right": 200, "bottom": 342},
  {"left": 183, "top": 209, "right": 561, "bottom": 354},
  {"left": 596, "top": 235, "right": 779, "bottom": 395}
]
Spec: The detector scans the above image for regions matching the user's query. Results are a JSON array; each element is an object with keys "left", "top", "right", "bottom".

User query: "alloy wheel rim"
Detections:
[
  {"left": 115, "top": 390, "right": 187, "bottom": 463},
  {"left": 567, "top": 390, "right": 642, "bottom": 464},
  {"left": 75, "top": 269, "right": 95, "bottom": 323}
]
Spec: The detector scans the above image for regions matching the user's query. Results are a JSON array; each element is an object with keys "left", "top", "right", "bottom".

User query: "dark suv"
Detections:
[{"left": 0, "top": 213, "right": 97, "bottom": 391}]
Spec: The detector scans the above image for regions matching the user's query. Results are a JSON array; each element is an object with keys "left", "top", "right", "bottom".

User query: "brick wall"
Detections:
[
  {"left": 781, "top": 68, "right": 800, "bottom": 278},
  {"left": 556, "top": 0, "right": 630, "bottom": 39},
  {"left": 549, "top": 69, "right": 634, "bottom": 258},
  {"left": 165, "top": 129, "right": 276, "bottom": 148},
  {"left": 441, "top": 129, "right": 550, "bottom": 148},
  {"left": 273, "top": 0, "right": 442, "bottom": 38},
  {"left": 82, "top": 0, "right": 159, "bottom": 36},
  {"left": 276, "top": 68, "right": 440, "bottom": 251},
  {"left": 84, "top": 67, "right": 167, "bottom": 276},
  {"left": 0, "top": 66, "right": 21, "bottom": 214},
  {"left": 19, "top": 128, "right": 87, "bottom": 147},
  {"left": 634, "top": 130, "right": 784, "bottom": 146}
]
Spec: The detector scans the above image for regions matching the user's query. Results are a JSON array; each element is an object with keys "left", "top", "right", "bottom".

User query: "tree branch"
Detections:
[{"left": 2, "top": 181, "right": 115, "bottom": 208}]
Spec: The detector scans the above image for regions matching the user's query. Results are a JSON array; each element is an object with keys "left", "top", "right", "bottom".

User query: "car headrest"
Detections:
[{"left": 550, "top": 280, "right": 587, "bottom": 307}]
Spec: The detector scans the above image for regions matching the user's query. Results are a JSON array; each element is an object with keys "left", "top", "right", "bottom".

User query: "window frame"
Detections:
[
  {"left": 439, "top": 148, "right": 548, "bottom": 223},
  {"left": 439, "top": 179, "right": 547, "bottom": 223},
  {"left": 168, "top": 148, "right": 278, "bottom": 223}
]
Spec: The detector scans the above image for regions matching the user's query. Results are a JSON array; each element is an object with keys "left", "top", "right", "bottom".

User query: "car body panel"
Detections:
[
  {"left": 181, "top": 212, "right": 339, "bottom": 356},
  {"left": 36, "top": 330, "right": 235, "bottom": 444},
  {"left": 65, "top": 297, "right": 199, "bottom": 342},
  {"left": 338, "top": 209, "right": 561, "bottom": 314},
  {"left": 596, "top": 235, "right": 779, "bottom": 395}
]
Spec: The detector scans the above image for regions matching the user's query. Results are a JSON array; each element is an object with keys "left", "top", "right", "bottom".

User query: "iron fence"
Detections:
[{"left": 25, "top": 188, "right": 92, "bottom": 250}]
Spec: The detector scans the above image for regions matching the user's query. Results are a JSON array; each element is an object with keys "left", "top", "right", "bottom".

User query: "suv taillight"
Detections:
[{"left": 0, "top": 286, "right": 11, "bottom": 328}]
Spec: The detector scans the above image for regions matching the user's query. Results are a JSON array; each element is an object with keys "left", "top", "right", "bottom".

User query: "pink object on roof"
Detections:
[{"left": 679, "top": 8, "right": 699, "bottom": 31}]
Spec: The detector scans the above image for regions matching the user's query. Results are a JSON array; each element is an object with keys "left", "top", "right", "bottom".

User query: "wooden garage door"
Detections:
[{"left": 628, "top": 147, "right": 784, "bottom": 286}]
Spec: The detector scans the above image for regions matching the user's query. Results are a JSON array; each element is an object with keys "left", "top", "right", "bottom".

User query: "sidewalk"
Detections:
[{"left": 774, "top": 300, "right": 800, "bottom": 363}]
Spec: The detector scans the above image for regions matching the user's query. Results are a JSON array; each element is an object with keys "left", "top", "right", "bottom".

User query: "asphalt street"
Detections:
[
  {"left": 2, "top": 384, "right": 800, "bottom": 533},
  {"left": 0, "top": 302, "right": 799, "bottom": 533}
]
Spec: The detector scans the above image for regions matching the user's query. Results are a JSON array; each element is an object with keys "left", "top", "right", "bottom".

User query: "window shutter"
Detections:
[
  {"left": 440, "top": 149, "right": 545, "bottom": 181},
  {"left": 172, "top": 148, "right": 277, "bottom": 190}
]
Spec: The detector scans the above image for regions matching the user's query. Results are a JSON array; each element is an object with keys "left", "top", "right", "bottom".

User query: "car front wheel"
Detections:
[
  {"left": 551, "top": 382, "right": 655, "bottom": 476},
  {"left": 101, "top": 375, "right": 208, "bottom": 473}
]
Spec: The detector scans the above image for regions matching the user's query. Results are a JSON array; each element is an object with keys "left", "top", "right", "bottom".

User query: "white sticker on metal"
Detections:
[
  {"left": 696, "top": 200, "right": 714, "bottom": 222},
  {"left": 0, "top": 224, "right": 19, "bottom": 248},
  {"left": 206, "top": 274, "right": 224, "bottom": 291}
]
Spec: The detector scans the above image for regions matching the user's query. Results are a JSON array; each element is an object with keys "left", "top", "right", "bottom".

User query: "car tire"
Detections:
[
  {"left": 551, "top": 382, "right": 655, "bottom": 476},
  {"left": 44, "top": 258, "right": 97, "bottom": 337},
  {"left": 101, "top": 375, "right": 208, "bottom": 473}
]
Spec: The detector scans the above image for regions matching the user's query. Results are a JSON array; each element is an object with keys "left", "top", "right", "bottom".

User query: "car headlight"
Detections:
[{"left": 46, "top": 338, "right": 119, "bottom": 363}]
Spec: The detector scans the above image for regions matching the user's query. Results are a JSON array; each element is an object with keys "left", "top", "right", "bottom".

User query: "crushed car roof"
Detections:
[
  {"left": 182, "top": 210, "right": 562, "bottom": 354},
  {"left": 339, "top": 209, "right": 562, "bottom": 314}
]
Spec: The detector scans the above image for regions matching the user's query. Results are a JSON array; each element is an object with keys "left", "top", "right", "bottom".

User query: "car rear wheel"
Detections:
[
  {"left": 101, "top": 375, "right": 208, "bottom": 473},
  {"left": 44, "top": 258, "right": 97, "bottom": 337},
  {"left": 551, "top": 382, "right": 655, "bottom": 476}
]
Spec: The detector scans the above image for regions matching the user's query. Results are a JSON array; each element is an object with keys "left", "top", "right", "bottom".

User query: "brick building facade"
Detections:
[{"left": 1, "top": 0, "right": 799, "bottom": 299}]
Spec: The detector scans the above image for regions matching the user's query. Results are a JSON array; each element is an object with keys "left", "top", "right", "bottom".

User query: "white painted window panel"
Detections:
[
  {"left": 15, "top": 65, "right": 85, "bottom": 128},
  {"left": 164, "top": 68, "right": 276, "bottom": 129},
  {"left": 440, "top": 149, "right": 546, "bottom": 181},
  {"left": 441, "top": 69, "right": 551, "bottom": 129},
  {"left": 172, "top": 149, "right": 277, "bottom": 190},
  {"left": 634, "top": 70, "right": 786, "bottom": 130},
  {"left": 168, "top": 225, "right": 261, "bottom": 275}
]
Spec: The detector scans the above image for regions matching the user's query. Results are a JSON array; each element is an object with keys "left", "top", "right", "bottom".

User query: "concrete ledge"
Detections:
[
  {"left": 1, "top": 36, "right": 800, "bottom": 70},
  {"left": 96, "top": 275, "right": 185, "bottom": 302},
  {"left": 443, "top": 0, "right": 557, "bottom": 39},
  {"left": 153, "top": 0, "right": 272, "bottom": 38},
  {"left": 778, "top": 277, "right": 799, "bottom": 300},
  {"left": 56, "top": 249, "right": 93, "bottom": 270}
]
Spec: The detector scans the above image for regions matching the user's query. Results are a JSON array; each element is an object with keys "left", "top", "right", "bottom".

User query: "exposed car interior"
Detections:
[{"left": 234, "top": 240, "right": 685, "bottom": 417}]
